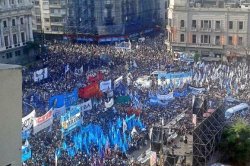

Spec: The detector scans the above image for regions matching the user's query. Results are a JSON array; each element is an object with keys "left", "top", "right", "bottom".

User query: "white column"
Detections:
[
  {"left": 8, "top": 17, "right": 13, "bottom": 47},
  {"left": 0, "top": 20, "right": 2, "bottom": 48},
  {"left": 28, "top": 16, "right": 33, "bottom": 41},
  {"left": 6, "top": 0, "right": 10, "bottom": 7},
  {"left": 17, "top": 17, "right": 22, "bottom": 44}
]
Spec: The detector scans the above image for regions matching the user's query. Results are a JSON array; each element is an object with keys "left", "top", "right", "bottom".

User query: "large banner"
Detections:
[
  {"left": 157, "top": 71, "right": 192, "bottom": 87},
  {"left": 100, "top": 80, "right": 112, "bottom": 92},
  {"left": 49, "top": 95, "right": 65, "bottom": 108},
  {"left": 70, "top": 100, "right": 92, "bottom": 112},
  {"left": 105, "top": 98, "right": 114, "bottom": 108},
  {"left": 78, "top": 82, "right": 101, "bottom": 99},
  {"left": 33, "top": 110, "right": 53, "bottom": 134},
  {"left": 49, "top": 88, "right": 78, "bottom": 108},
  {"left": 22, "top": 110, "right": 35, "bottom": 132},
  {"left": 188, "top": 85, "right": 206, "bottom": 94},
  {"left": 114, "top": 76, "right": 123, "bottom": 88},
  {"left": 157, "top": 92, "right": 174, "bottom": 101},
  {"left": 61, "top": 108, "right": 81, "bottom": 135},
  {"left": 64, "top": 88, "right": 78, "bottom": 107},
  {"left": 33, "top": 68, "right": 48, "bottom": 82}
]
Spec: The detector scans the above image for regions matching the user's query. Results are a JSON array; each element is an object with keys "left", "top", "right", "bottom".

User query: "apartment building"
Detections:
[
  {"left": 32, "top": 0, "right": 67, "bottom": 34},
  {"left": 0, "top": 0, "right": 34, "bottom": 64},
  {"left": 166, "top": 0, "right": 250, "bottom": 57},
  {"left": 34, "top": 0, "right": 161, "bottom": 36}
]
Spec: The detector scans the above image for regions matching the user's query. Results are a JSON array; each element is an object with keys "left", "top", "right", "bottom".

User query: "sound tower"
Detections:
[{"left": 150, "top": 126, "right": 162, "bottom": 153}]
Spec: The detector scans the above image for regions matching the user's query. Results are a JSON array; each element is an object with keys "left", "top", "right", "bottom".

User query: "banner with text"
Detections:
[
  {"left": 70, "top": 100, "right": 92, "bottom": 112},
  {"left": 61, "top": 107, "right": 81, "bottom": 135},
  {"left": 33, "top": 109, "right": 53, "bottom": 134},
  {"left": 22, "top": 110, "right": 35, "bottom": 132}
]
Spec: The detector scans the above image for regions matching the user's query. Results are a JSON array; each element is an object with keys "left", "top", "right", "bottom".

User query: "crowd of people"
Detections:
[{"left": 22, "top": 33, "right": 250, "bottom": 166}]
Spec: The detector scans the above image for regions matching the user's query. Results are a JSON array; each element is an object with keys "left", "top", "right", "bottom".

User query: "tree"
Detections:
[
  {"left": 220, "top": 119, "right": 250, "bottom": 165},
  {"left": 194, "top": 51, "right": 200, "bottom": 63}
]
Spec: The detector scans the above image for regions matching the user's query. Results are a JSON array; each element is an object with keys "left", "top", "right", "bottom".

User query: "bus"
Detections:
[{"left": 225, "top": 103, "right": 249, "bottom": 119}]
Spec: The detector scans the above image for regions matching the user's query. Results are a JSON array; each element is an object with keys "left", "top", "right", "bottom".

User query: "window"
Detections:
[
  {"left": 6, "top": 52, "right": 12, "bottom": 59},
  {"left": 10, "top": 0, "right": 14, "bottom": 5},
  {"left": 215, "top": 21, "right": 221, "bottom": 29},
  {"left": 180, "top": 34, "right": 185, "bottom": 42},
  {"left": 180, "top": 20, "right": 185, "bottom": 28},
  {"left": 215, "top": 36, "right": 220, "bottom": 45},
  {"left": 228, "top": 36, "right": 233, "bottom": 45},
  {"left": 44, "top": 18, "right": 50, "bottom": 22},
  {"left": 21, "top": 32, "right": 25, "bottom": 43},
  {"left": 239, "top": 21, "right": 243, "bottom": 30},
  {"left": 229, "top": 21, "right": 233, "bottom": 29},
  {"left": 13, "top": 34, "right": 17, "bottom": 45},
  {"left": 192, "top": 20, "right": 196, "bottom": 28},
  {"left": 12, "top": 19, "right": 16, "bottom": 26},
  {"left": 192, "top": 34, "right": 196, "bottom": 43},
  {"left": 201, "top": 20, "right": 211, "bottom": 29},
  {"left": 3, "top": 20, "right": 7, "bottom": 28},
  {"left": 4, "top": 36, "right": 9, "bottom": 47},
  {"left": 20, "top": 18, "right": 24, "bottom": 24},
  {"left": 201, "top": 35, "right": 210, "bottom": 43},
  {"left": 238, "top": 37, "right": 243, "bottom": 45},
  {"left": 15, "top": 50, "right": 21, "bottom": 56}
]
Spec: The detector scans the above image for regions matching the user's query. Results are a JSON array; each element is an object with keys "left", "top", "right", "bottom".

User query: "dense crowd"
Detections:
[{"left": 22, "top": 33, "right": 250, "bottom": 166}]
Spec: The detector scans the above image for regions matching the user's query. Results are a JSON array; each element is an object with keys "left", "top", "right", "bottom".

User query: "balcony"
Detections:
[
  {"left": 200, "top": 28, "right": 212, "bottom": 32},
  {"left": 180, "top": 27, "right": 186, "bottom": 31},
  {"left": 214, "top": 28, "right": 222, "bottom": 32},
  {"left": 191, "top": 27, "right": 197, "bottom": 31},
  {"left": 170, "top": 42, "right": 223, "bottom": 49}
]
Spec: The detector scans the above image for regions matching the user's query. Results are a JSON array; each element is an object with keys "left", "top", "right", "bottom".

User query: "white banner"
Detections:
[
  {"left": 114, "top": 76, "right": 123, "bottom": 88},
  {"left": 70, "top": 100, "right": 92, "bottom": 112},
  {"left": 33, "top": 110, "right": 53, "bottom": 134},
  {"left": 105, "top": 98, "right": 114, "bottom": 108},
  {"left": 189, "top": 86, "right": 206, "bottom": 94},
  {"left": 157, "top": 92, "right": 174, "bottom": 101},
  {"left": 22, "top": 110, "right": 36, "bottom": 132},
  {"left": 100, "top": 80, "right": 112, "bottom": 92},
  {"left": 53, "top": 106, "right": 66, "bottom": 118},
  {"left": 33, "top": 68, "right": 48, "bottom": 82}
]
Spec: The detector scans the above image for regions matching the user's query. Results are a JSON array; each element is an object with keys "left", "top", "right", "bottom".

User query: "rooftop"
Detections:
[{"left": 0, "top": 63, "right": 22, "bottom": 70}]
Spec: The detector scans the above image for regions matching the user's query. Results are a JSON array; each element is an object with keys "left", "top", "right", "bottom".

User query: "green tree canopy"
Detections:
[
  {"left": 194, "top": 51, "right": 200, "bottom": 63},
  {"left": 220, "top": 119, "right": 250, "bottom": 165}
]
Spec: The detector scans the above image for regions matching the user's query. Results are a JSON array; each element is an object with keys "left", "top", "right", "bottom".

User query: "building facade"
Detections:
[
  {"left": 0, "top": 64, "right": 22, "bottom": 166},
  {"left": 0, "top": 0, "right": 34, "bottom": 64},
  {"left": 166, "top": 0, "right": 250, "bottom": 57},
  {"left": 35, "top": 0, "right": 162, "bottom": 36}
]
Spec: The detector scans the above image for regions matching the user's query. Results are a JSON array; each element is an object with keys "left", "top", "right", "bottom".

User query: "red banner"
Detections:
[
  {"left": 79, "top": 82, "right": 102, "bottom": 99},
  {"left": 87, "top": 72, "right": 103, "bottom": 83}
]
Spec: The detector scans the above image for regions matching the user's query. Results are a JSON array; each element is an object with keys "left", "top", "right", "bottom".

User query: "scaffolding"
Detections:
[{"left": 193, "top": 105, "right": 226, "bottom": 166}]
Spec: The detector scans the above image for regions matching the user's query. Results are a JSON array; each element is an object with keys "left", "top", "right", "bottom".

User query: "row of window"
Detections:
[
  {"left": 180, "top": 20, "right": 244, "bottom": 30},
  {"left": 2, "top": 50, "right": 22, "bottom": 59},
  {"left": 3, "top": 32, "right": 26, "bottom": 47},
  {"left": 2, "top": 0, "right": 24, "bottom": 6},
  {"left": 179, "top": 34, "right": 243, "bottom": 45},
  {"left": 2, "top": 17, "right": 24, "bottom": 28}
]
